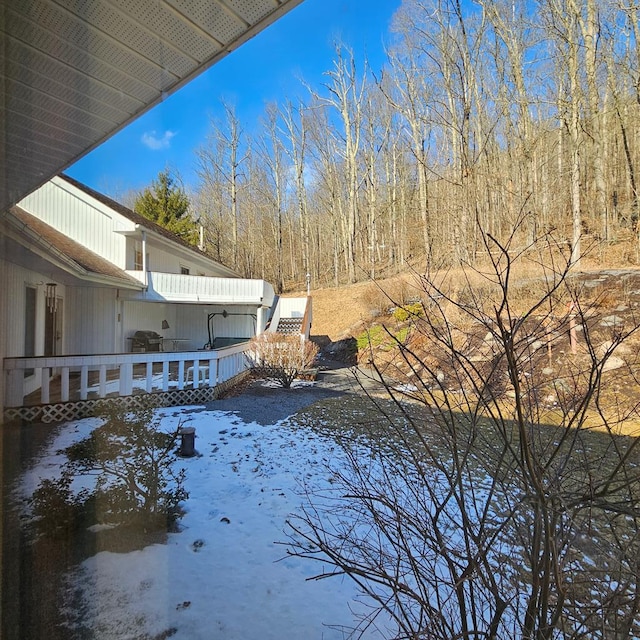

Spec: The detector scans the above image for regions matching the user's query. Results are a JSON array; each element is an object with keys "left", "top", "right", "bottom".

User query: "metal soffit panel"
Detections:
[{"left": 0, "top": 0, "right": 304, "bottom": 213}]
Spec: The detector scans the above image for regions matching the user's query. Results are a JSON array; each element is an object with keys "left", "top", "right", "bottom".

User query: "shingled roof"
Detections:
[{"left": 7, "top": 206, "right": 142, "bottom": 288}]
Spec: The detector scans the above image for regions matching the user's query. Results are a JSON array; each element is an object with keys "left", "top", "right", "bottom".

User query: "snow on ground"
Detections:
[
  {"left": 86, "top": 374, "right": 180, "bottom": 395},
  {"left": 19, "top": 403, "right": 391, "bottom": 640}
]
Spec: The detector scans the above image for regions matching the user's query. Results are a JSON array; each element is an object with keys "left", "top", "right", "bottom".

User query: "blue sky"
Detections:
[{"left": 67, "top": 0, "right": 402, "bottom": 199}]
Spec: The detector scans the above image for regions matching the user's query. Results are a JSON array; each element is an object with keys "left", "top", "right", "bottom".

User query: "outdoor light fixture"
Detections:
[
  {"left": 45, "top": 282, "right": 57, "bottom": 312},
  {"left": 161, "top": 319, "right": 170, "bottom": 330}
]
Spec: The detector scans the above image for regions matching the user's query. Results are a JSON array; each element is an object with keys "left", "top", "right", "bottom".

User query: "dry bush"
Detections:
[
  {"left": 360, "top": 282, "right": 393, "bottom": 316},
  {"left": 248, "top": 333, "right": 318, "bottom": 388}
]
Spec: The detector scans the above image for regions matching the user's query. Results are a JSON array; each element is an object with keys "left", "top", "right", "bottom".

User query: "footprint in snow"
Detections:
[{"left": 192, "top": 539, "right": 205, "bottom": 552}]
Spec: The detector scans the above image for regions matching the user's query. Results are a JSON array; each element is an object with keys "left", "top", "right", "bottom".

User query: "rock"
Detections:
[
  {"left": 600, "top": 315, "right": 624, "bottom": 328},
  {"left": 602, "top": 356, "right": 625, "bottom": 372},
  {"left": 596, "top": 340, "right": 631, "bottom": 357}
]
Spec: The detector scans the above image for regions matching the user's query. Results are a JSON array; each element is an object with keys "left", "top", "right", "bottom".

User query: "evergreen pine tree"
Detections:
[{"left": 134, "top": 170, "right": 199, "bottom": 245}]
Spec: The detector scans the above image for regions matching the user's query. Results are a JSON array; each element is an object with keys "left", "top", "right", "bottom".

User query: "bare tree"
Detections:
[
  {"left": 309, "top": 44, "right": 367, "bottom": 283},
  {"left": 286, "top": 226, "right": 640, "bottom": 639},
  {"left": 383, "top": 47, "right": 434, "bottom": 260},
  {"left": 256, "top": 103, "right": 289, "bottom": 293},
  {"left": 281, "top": 99, "right": 312, "bottom": 282},
  {"left": 197, "top": 101, "right": 249, "bottom": 270}
]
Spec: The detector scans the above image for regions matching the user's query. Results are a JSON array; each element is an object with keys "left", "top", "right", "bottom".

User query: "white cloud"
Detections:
[{"left": 141, "top": 129, "right": 177, "bottom": 150}]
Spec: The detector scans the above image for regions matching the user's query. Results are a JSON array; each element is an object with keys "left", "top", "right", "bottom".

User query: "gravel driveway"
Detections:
[{"left": 204, "top": 360, "right": 385, "bottom": 426}]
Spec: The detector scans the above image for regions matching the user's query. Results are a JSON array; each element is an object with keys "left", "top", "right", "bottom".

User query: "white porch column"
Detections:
[
  {"left": 141, "top": 229, "right": 148, "bottom": 288},
  {"left": 256, "top": 306, "right": 266, "bottom": 335}
]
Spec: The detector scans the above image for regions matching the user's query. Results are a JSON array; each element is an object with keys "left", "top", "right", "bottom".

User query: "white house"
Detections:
[{"left": 1, "top": 175, "right": 311, "bottom": 423}]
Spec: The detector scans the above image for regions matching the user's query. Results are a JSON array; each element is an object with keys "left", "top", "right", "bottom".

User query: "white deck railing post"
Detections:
[
  {"left": 146, "top": 362, "right": 153, "bottom": 393},
  {"left": 193, "top": 359, "right": 200, "bottom": 388},
  {"left": 99, "top": 365, "right": 107, "bottom": 398},
  {"left": 61, "top": 367, "right": 70, "bottom": 402},
  {"left": 178, "top": 360, "right": 185, "bottom": 390},
  {"left": 6, "top": 369, "right": 24, "bottom": 407},
  {"left": 41, "top": 369, "right": 50, "bottom": 403},
  {"left": 119, "top": 363, "right": 133, "bottom": 396},
  {"left": 162, "top": 361, "right": 169, "bottom": 391},
  {"left": 80, "top": 365, "right": 88, "bottom": 400}
]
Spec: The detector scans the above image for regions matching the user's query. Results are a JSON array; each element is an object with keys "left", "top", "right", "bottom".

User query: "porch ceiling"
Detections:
[{"left": 0, "top": 0, "right": 304, "bottom": 213}]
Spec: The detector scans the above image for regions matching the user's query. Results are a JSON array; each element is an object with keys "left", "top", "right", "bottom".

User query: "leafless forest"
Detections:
[{"left": 191, "top": 0, "right": 640, "bottom": 291}]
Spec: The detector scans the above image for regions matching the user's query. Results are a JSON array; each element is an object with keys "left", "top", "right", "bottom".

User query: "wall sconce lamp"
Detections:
[
  {"left": 45, "top": 282, "right": 57, "bottom": 312},
  {"left": 161, "top": 319, "right": 170, "bottom": 330}
]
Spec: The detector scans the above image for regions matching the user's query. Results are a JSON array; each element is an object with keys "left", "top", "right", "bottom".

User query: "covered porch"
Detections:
[{"left": 122, "top": 271, "right": 276, "bottom": 353}]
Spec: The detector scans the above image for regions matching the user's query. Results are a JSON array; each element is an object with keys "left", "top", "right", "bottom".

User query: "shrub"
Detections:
[
  {"left": 287, "top": 228, "right": 640, "bottom": 639},
  {"left": 62, "top": 402, "right": 189, "bottom": 530},
  {"left": 248, "top": 333, "right": 319, "bottom": 388},
  {"left": 29, "top": 472, "right": 92, "bottom": 538},
  {"left": 392, "top": 302, "right": 425, "bottom": 322}
]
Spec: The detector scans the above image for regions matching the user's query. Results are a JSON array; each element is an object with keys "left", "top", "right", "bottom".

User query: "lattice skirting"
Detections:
[
  {"left": 2, "top": 372, "right": 251, "bottom": 425},
  {"left": 213, "top": 370, "right": 251, "bottom": 399},
  {"left": 4, "top": 388, "right": 214, "bottom": 424}
]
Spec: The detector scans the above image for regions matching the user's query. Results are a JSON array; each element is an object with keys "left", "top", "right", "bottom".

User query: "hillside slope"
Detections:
[
  {"left": 291, "top": 276, "right": 416, "bottom": 342},
  {"left": 303, "top": 268, "right": 640, "bottom": 436}
]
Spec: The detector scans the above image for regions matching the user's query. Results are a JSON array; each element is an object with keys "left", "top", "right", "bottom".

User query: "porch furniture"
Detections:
[
  {"left": 129, "top": 330, "right": 163, "bottom": 352},
  {"left": 187, "top": 365, "right": 210, "bottom": 384},
  {"left": 163, "top": 338, "right": 190, "bottom": 352}
]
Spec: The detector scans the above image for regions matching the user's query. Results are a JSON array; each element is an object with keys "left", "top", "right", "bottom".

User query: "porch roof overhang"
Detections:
[
  {"left": 1, "top": 0, "right": 305, "bottom": 213},
  {"left": 2, "top": 207, "right": 144, "bottom": 290}
]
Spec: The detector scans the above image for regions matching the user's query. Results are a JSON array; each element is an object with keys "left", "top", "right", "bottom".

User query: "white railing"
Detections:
[
  {"left": 3, "top": 343, "right": 250, "bottom": 408},
  {"left": 125, "top": 271, "right": 275, "bottom": 306}
]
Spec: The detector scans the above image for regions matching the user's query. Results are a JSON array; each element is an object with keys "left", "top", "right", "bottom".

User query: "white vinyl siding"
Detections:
[
  {"left": 18, "top": 179, "right": 129, "bottom": 267},
  {"left": 65, "top": 287, "right": 117, "bottom": 354},
  {"left": 0, "top": 260, "right": 67, "bottom": 397}
]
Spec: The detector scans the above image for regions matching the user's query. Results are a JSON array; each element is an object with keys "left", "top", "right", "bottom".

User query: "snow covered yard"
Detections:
[{"left": 17, "top": 393, "right": 389, "bottom": 639}]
